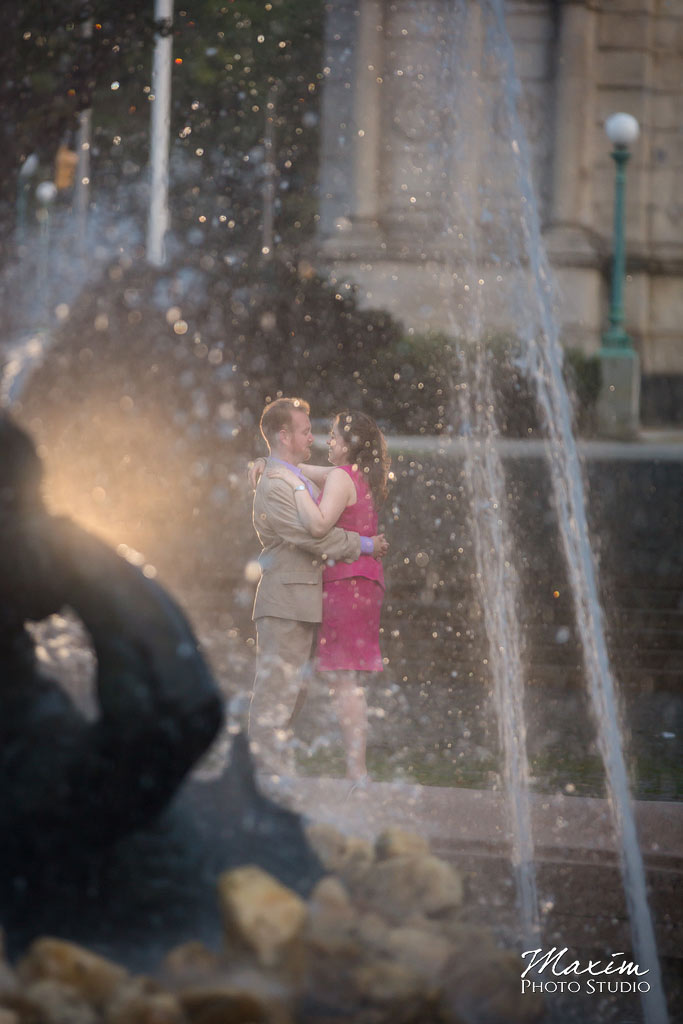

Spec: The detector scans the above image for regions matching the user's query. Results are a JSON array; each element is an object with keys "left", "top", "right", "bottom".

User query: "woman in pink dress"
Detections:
[{"left": 268, "top": 411, "right": 390, "bottom": 783}]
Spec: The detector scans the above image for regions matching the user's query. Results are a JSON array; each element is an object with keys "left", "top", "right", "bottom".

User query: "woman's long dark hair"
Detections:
[{"left": 334, "top": 410, "right": 390, "bottom": 508}]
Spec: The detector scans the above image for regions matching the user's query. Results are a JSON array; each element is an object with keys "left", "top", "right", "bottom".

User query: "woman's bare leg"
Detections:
[{"left": 330, "top": 671, "right": 368, "bottom": 780}]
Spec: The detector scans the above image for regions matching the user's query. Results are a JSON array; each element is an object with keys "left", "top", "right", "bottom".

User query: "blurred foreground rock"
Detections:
[
  {"left": 0, "top": 413, "right": 223, "bottom": 860},
  {"left": 0, "top": 827, "right": 543, "bottom": 1024},
  {"left": 0, "top": 415, "right": 323, "bottom": 963}
]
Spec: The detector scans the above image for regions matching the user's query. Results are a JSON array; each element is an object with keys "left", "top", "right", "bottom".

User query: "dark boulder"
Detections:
[{"left": 0, "top": 414, "right": 323, "bottom": 965}]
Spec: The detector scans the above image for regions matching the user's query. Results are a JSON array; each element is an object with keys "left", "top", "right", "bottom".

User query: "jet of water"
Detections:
[
  {"left": 480, "top": 2, "right": 669, "bottom": 1019},
  {"left": 439, "top": 0, "right": 540, "bottom": 949}
]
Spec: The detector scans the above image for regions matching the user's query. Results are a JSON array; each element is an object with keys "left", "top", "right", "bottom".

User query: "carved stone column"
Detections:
[
  {"left": 349, "top": 0, "right": 384, "bottom": 241},
  {"left": 544, "top": 0, "right": 599, "bottom": 262},
  {"left": 319, "top": 0, "right": 384, "bottom": 255},
  {"left": 381, "top": 0, "right": 447, "bottom": 252}
]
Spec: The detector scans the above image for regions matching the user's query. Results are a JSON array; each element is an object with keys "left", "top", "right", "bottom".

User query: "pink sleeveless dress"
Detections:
[{"left": 316, "top": 465, "right": 384, "bottom": 673}]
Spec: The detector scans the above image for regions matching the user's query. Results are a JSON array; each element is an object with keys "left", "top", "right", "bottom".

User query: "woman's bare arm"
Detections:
[
  {"left": 267, "top": 466, "right": 353, "bottom": 538},
  {"left": 298, "top": 463, "right": 334, "bottom": 486},
  {"left": 249, "top": 458, "right": 332, "bottom": 491}
]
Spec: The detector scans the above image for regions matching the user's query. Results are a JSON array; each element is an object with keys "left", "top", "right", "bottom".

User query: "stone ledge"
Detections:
[{"left": 260, "top": 776, "right": 683, "bottom": 869}]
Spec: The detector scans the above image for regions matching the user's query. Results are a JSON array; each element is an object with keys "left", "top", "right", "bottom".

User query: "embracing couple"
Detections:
[{"left": 248, "top": 397, "right": 390, "bottom": 785}]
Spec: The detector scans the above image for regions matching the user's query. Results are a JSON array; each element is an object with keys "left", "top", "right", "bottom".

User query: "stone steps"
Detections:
[{"left": 382, "top": 577, "right": 683, "bottom": 692}]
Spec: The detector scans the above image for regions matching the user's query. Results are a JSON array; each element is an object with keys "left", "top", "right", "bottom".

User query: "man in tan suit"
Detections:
[{"left": 249, "top": 397, "right": 386, "bottom": 774}]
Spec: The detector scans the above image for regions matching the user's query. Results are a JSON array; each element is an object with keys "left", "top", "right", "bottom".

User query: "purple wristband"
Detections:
[{"left": 360, "top": 536, "right": 373, "bottom": 555}]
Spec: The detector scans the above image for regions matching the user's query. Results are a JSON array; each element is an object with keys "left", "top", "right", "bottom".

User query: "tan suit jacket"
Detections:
[{"left": 252, "top": 458, "right": 362, "bottom": 624}]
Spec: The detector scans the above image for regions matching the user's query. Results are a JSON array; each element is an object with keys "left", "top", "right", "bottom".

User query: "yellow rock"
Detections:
[
  {"left": 217, "top": 867, "right": 307, "bottom": 968},
  {"left": 440, "top": 948, "right": 544, "bottom": 1024},
  {"left": 382, "top": 926, "right": 452, "bottom": 983},
  {"left": 437, "top": 920, "right": 499, "bottom": 952},
  {"left": 0, "top": 964, "right": 17, "bottom": 1000},
  {"left": 353, "top": 959, "right": 423, "bottom": 1003},
  {"left": 17, "top": 938, "right": 128, "bottom": 1007},
  {"left": 305, "top": 827, "right": 375, "bottom": 888},
  {"left": 374, "top": 828, "right": 430, "bottom": 861},
  {"left": 356, "top": 855, "right": 463, "bottom": 922},
  {"left": 335, "top": 837, "right": 374, "bottom": 889},
  {"left": 0, "top": 931, "right": 16, "bottom": 1000},
  {"left": 21, "top": 978, "right": 99, "bottom": 1024},
  {"left": 351, "top": 917, "right": 452, "bottom": 988},
  {"left": 161, "top": 942, "right": 222, "bottom": 985},
  {"left": 104, "top": 977, "right": 186, "bottom": 1024},
  {"left": 179, "top": 972, "right": 291, "bottom": 1024},
  {"left": 308, "top": 877, "right": 351, "bottom": 913},
  {"left": 305, "top": 878, "right": 357, "bottom": 958},
  {"left": 355, "top": 911, "right": 389, "bottom": 953},
  {"left": 304, "top": 824, "right": 348, "bottom": 874}
]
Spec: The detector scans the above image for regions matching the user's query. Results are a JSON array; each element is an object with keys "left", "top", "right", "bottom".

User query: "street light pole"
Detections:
[
  {"left": 597, "top": 112, "right": 640, "bottom": 438},
  {"left": 603, "top": 119, "right": 638, "bottom": 349},
  {"left": 75, "top": 17, "right": 93, "bottom": 258},
  {"left": 147, "top": 0, "right": 174, "bottom": 267},
  {"left": 35, "top": 180, "right": 58, "bottom": 325},
  {"left": 16, "top": 154, "right": 39, "bottom": 248},
  {"left": 262, "top": 83, "right": 278, "bottom": 259}
]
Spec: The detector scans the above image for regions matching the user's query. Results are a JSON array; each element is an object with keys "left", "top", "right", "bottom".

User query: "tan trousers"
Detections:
[{"left": 248, "top": 616, "right": 316, "bottom": 774}]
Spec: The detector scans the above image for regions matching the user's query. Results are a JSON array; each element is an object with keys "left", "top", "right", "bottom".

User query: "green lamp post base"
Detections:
[
  {"left": 601, "top": 323, "right": 634, "bottom": 355},
  {"left": 597, "top": 138, "right": 640, "bottom": 439},
  {"left": 597, "top": 347, "right": 640, "bottom": 439}
]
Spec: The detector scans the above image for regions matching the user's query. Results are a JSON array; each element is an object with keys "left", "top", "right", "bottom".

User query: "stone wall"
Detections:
[{"left": 317, "top": 0, "right": 683, "bottom": 418}]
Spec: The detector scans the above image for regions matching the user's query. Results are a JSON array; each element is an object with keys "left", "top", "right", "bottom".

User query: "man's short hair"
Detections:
[{"left": 259, "top": 397, "right": 310, "bottom": 446}]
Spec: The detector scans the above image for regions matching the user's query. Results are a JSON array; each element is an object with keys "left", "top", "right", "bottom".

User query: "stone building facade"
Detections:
[{"left": 317, "top": 0, "right": 683, "bottom": 422}]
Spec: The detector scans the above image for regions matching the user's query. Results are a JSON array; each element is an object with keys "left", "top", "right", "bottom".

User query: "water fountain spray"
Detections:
[
  {"left": 449, "top": 2, "right": 670, "bottom": 1020},
  {"left": 440, "top": 0, "right": 540, "bottom": 950}
]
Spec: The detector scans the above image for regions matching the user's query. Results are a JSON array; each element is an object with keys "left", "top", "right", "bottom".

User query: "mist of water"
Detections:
[
  {"left": 0, "top": 4, "right": 670, "bottom": 1018},
  {"left": 440, "top": 1, "right": 668, "bottom": 1019},
  {"left": 439, "top": 0, "right": 540, "bottom": 949},
  {"left": 455, "top": 367, "right": 541, "bottom": 949}
]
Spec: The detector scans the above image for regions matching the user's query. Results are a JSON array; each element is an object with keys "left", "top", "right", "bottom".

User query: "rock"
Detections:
[
  {"left": 308, "top": 876, "right": 351, "bottom": 914},
  {"left": 437, "top": 920, "right": 500, "bottom": 952},
  {"left": 0, "top": 958, "right": 17, "bottom": 1000},
  {"left": 374, "top": 828, "right": 430, "bottom": 861},
  {"left": 305, "top": 878, "right": 357, "bottom": 959},
  {"left": 439, "top": 949, "right": 544, "bottom": 1024},
  {"left": 304, "top": 826, "right": 374, "bottom": 888},
  {"left": 104, "top": 977, "right": 187, "bottom": 1024},
  {"left": 355, "top": 911, "right": 390, "bottom": 954},
  {"left": 335, "top": 837, "right": 375, "bottom": 889},
  {"left": 21, "top": 978, "right": 99, "bottom": 1024},
  {"left": 352, "top": 959, "right": 424, "bottom": 1004},
  {"left": 381, "top": 926, "right": 452, "bottom": 984},
  {"left": 0, "top": 419, "right": 224, "bottom": 870},
  {"left": 161, "top": 943, "right": 222, "bottom": 986},
  {"left": 0, "top": 933, "right": 17, "bottom": 1001},
  {"left": 17, "top": 938, "right": 128, "bottom": 1008},
  {"left": 1, "top": 817, "right": 535, "bottom": 1024},
  {"left": 178, "top": 973, "right": 292, "bottom": 1024},
  {"left": 355, "top": 855, "right": 463, "bottom": 923},
  {"left": 304, "top": 824, "right": 348, "bottom": 874},
  {"left": 217, "top": 867, "right": 307, "bottom": 969}
]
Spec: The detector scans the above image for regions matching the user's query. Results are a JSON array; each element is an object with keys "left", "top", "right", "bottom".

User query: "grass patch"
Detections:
[{"left": 296, "top": 744, "right": 683, "bottom": 801}]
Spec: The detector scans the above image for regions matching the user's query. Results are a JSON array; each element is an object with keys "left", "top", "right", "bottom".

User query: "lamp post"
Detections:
[
  {"left": 262, "top": 82, "right": 278, "bottom": 260},
  {"left": 597, "top": 112, "right": 640, "bottom": 438},
  {"left": 602, "top": 112, "right": 639, "bottom": 350},
  {"left": 75, "top": 16, "right": 93, "bottom": 257},
  {"left": 16, "top": 153, "right": 39, "bottom": 247},
  {"left": 147, "top": 0, "right": 174, "bottom": 267},
  {"left": 36, "top": 180, "right": 58, "bottom": 324}
]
